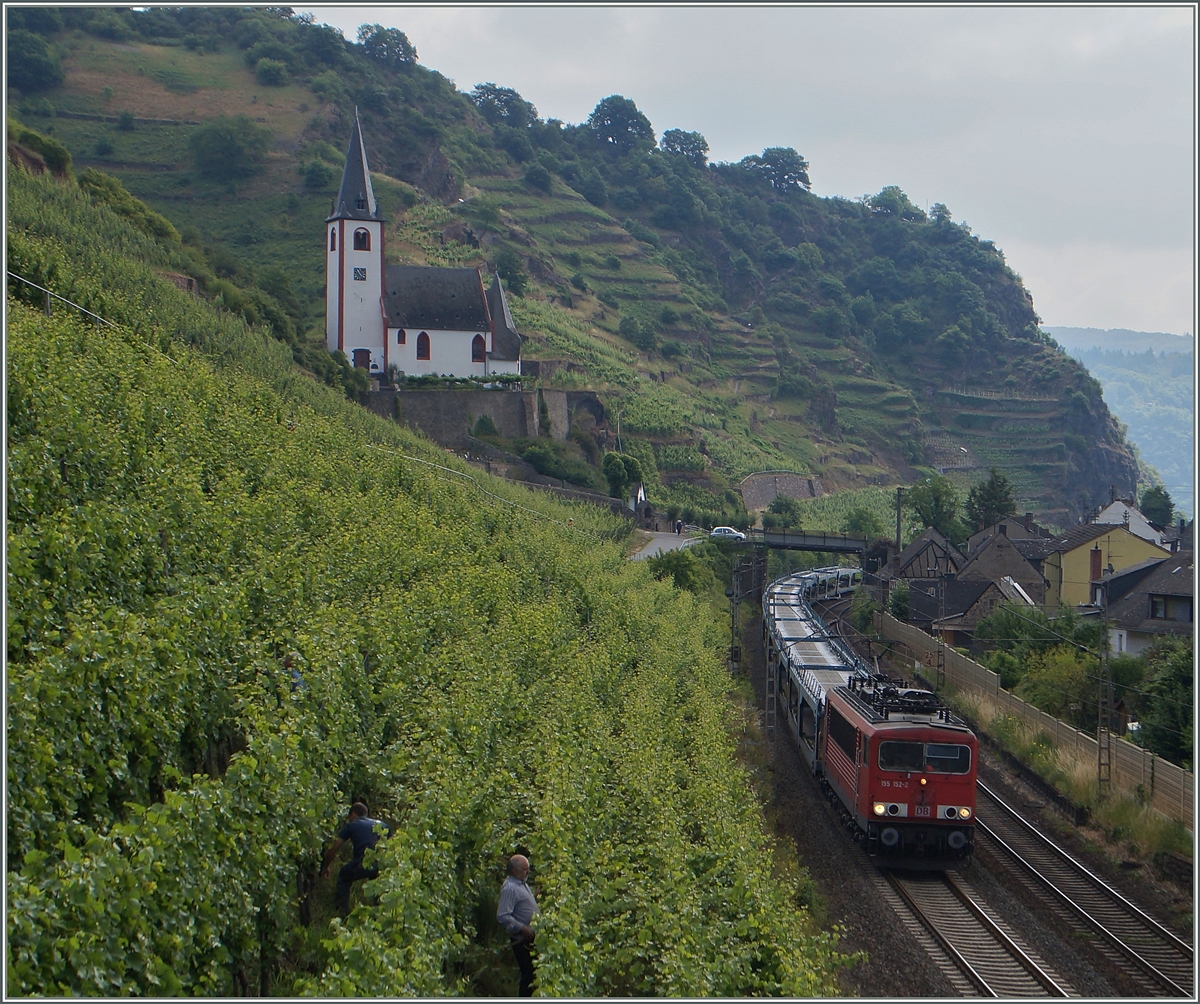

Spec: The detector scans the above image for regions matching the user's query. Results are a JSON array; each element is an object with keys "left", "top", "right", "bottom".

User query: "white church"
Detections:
[{"left": 326, "top": 112, "right": 523, "bottom": 379}]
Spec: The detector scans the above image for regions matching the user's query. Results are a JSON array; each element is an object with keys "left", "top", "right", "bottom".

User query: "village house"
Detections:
[
  {"left": 909, "top": 575, "right": 1034, "bottom": 648},
  {"left": 1090, "top": 553, "right": 1194, "bottom": 656},
  {"left": 1089, "top": 498, "right": 1170, "bottom": 548},
  {"left": 325, "top": 112, "right": 522, "bottom": 380},
  {"left": 957, "top": 520, "right": 1048, "bottom": 605},
  {"left": 963, "top": 513, "right": 1053, "bottom": 555},
  {"left": 888, "top": 526, "right": 966, "bottom": 580},
  {"left": 1042, "top": 522, "right": 1169, "bottom": 610}
]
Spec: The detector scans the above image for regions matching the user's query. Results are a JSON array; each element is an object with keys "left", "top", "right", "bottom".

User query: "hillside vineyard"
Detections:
[
  {"left": 12, "top": 6, "right": 1139, "bottom": 528},
  {"left": 6, "top": 162, "right": 851, "bottom": 995}
]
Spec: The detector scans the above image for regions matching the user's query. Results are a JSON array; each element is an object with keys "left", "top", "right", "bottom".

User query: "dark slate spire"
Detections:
[{"left": 328, "top": 108, "right": 380, "bottom": 222}]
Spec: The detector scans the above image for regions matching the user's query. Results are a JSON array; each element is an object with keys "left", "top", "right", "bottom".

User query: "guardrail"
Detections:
[
  {"left": 877, "top": 612, "right": 1193, "bottom": 827},
  {"left": 745, "top": 529, "right": 868, "bottom": 553}
]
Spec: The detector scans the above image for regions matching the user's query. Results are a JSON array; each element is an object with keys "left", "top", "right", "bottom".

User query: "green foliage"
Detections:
[
  {"left": 840, "top": 506, "right": 885, "bottom": 538},
  {"left": 587, "top": 94, "right": 655, "bottom": 154},
  {"left": 32, "top": 4, "right": 1137, "bottom": 537},
  {"left": 524, "top": 162, "right": 552, "bottom": 193},
  {"left": 906, "top": 475, "right": 966, "bottom": 544},
  {"left": 647, "top": 548, "right": 717, "bottom": 595},
  {"left": 602, "top": 451, "right": 643, "bottom": 498},
  {"left": 1133, "top": 638, "right": 1193, "bottom": 768},
  {"left": 964, "top": 468, "right": 1017, "bottom": 530},
  {"left": 472, "top": 413, "right": 498, "bottom": 437},
  {"left": 8, "top": 118, "right": 72, "bottom": 176},
  {"left": 188, "top": 115, "right": 273, "bottom": 179},
  {"left": 7, "top": 29, "right": 64, "bottom": 93},
  {"left": 302, "top": 159, "right": 336, "bottom": 190},
  {"left": 471, "top": 82, "right": 537, "bottom": 129},
  {"left": 886, "top": 582, "right": 909, "bottom": 620},
  {"left": 117, "top": 110, "right": 135, "bottom": 132},
  {"left": 1139, "top": 484, "right": 1174, "bottom": 526},
  {"left": 738, "top": 147, "right": 811, "bottom": 192},
  {"left": 355, "top": 23, "right": 417, "bottom": 70},
  {"left": 490, "top": 247, "right": 528, "bottom": 297},
  {"left": 1014, "top": 645, "right": 1096, "bottom": 730},
  {"left": 255, "top": 57, "right": 289, "bottom": 86},
  {"left": 765, "top": 495, "right": 805, "bottom": 529},
  {"left": 78, "top": 169, "right": 180, "bottom": 242},
  {"left": 5, "top": 168, "right": 851, "bottom": 995},
  {"left": 520, "top": 442, "right": 603, "bottom": 491},
  {"left": 848, "top": 586, "right": 878, "bottom": 633},
  {"left": 660, "top": 129, "right": 709, "bottom": 167}
]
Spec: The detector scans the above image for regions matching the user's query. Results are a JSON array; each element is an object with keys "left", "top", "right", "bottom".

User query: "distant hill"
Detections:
[
  {"left": 1046, "top": 329, "right": 1194, "bottom": 518},
  {"left": 1044, "top": 326, "right": 1194, "bottom": 356},
  {"left": 8, "top": 6, "right": 1140, "bottom": 525}
]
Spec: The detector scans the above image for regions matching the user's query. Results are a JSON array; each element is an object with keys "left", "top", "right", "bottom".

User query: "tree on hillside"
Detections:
[
  {"left": 7, "top": 29, "right": 64, "bottom": 93},
  {"left": 587, "top": 95, "right": 655, "bottom": 154},
  {"left": 490, "top": 247, "right": 527, "bottom": 297},
  {"left": 471, "top": 82, "right": 536, "bottom": 129},
  {"left": 1139, "top": 484, "right": 1174, "bottom": 526},
  {"left": 739, "top": 147, "right": 811, "bottom": 192},
  {"left": 965, "top": 467, "right": 1017, "bottom": 530},
  {"left": 841, "top": 506, "right": 886, "bottom": 539},
  {"left": 602, "top": 452, "right": 642, "bottom": 499},
  {"left": 765, "top": 494, "right": 805, "bottom": 528},
  {"left": 660, "top": 129, "right": 708, "bottom": 167},
  {"left": 356, "top": 23, "right": 417, "bottom": 69},
  {"left": 868, "top": 185, "right": 926, "bottom": 222},
  {"left": 188, "top": 116, "right": 273, "bottom": 178},
  {"left": 906, "top": 475, "right": 966, "bottom": 543}
]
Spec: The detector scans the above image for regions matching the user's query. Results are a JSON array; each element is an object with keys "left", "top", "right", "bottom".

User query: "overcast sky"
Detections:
[{"left": 306, "top": 5, "right": 1196, "bottom": 336}]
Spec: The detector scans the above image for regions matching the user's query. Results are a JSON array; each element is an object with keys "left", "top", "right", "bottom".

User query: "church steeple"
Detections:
[{"left": 329, "top": 108, "right": 381, "bottom": 222}]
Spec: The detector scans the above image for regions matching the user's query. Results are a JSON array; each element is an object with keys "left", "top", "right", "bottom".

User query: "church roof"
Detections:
[
  {"left": 383, "top": 266, "right": 491, "bottom": 331},
  {"left": 329, "top": 110, "right": 381, "bottom": 222},
  {"left": 486, "top": 272, "right": 524, "bottom": 361}
]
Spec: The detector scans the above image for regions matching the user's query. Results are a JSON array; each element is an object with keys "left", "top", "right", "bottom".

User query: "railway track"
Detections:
[
  {"left": 884, "top": 870, "right": 1073, "bottom": 996},
  {"left": 976, "top": 781, "right": 1194, "bottom": 996}
]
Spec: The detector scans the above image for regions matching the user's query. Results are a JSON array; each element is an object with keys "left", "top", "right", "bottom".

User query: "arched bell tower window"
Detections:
[
  {"left": 330, "top": 228, "right": 336, "bottom": 251},
  {"left": 416, "top": 331, "right": 430, "bottom": 360},
  {"left": 353, "top": 228, "right": 371, "bottom": 251},
  {"left": 472, "top": 334, "right": 486, "bottom": 363}
]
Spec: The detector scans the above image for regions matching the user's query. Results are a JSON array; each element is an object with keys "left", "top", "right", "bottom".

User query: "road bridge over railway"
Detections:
[{"left": 742, "top": 529, "right": 869, "bottom": 553}]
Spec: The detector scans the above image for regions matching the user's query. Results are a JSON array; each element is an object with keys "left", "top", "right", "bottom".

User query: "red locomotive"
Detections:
[
  {"left": 820, "top": 677, "right": 977, "bottom": 867},
  {"left": 765, "top": 569, "right": 977, "bottom": 869}
]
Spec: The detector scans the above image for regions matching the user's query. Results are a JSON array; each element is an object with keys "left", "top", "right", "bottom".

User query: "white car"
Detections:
[{"left": 710, "top": 526, "right": 747, "bottom": 542}]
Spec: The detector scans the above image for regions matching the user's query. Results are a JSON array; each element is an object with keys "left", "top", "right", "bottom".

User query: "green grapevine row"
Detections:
[{"left": 6, "top": 169, "right": 852, "bottom": 995}]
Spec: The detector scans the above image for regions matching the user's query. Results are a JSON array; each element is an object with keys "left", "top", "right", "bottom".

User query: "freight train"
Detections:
[{"left": 764, "top": 568, "right": 977, "bottom": 868}]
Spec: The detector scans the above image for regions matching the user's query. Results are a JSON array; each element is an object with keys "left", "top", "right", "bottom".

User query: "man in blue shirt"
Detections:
[
  {"left": 496, "top": 853, "right": 539, "bottom": 996},
  {"left": 321, "top": 802, "right": 384, "bottom": 915}
]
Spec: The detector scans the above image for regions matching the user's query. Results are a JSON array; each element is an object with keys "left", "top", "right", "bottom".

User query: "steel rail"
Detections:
[
  {"left": 942, "top": 872, "right": 1071, "bottom": 998},
  {"left": 976, "top": 782, "right": 1191, "bottom": 996},
  {"left": 884, "top": 871, "right": 998, "bottom": 998}
]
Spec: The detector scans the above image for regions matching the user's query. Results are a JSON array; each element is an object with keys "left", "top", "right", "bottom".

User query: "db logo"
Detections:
[{"left": 913, "top": 805, "right": 931, "bottom": 818}]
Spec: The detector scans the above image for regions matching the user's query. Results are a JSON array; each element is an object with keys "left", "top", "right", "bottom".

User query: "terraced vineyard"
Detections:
[{"left": 18, "top": 7, "right": 1138, "bottom": 526}]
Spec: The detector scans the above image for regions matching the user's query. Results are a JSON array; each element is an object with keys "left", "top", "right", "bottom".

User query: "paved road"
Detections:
[{"left": 628, "top": 531, "right": 700, "bottom": 560}]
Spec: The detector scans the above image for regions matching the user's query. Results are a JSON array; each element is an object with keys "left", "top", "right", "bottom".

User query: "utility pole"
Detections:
[
  {"left": 936, "top": 575, "right": 947, "bottom": 690},
  {"left": 894, "top": 486, "right": 904, "bottom": 559},
  {"left": 1097, "top": 579, "right": 1113, "bottom": 796}
]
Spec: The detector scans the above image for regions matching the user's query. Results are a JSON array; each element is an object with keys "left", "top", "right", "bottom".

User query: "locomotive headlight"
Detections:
[
  {"left": 959, "top": 807, "right": 971, "bottom": 819},
  {"left": 873, "top": 803, "right": 886, "bottom": 816},
  {"left": 919, "top": 777, "right": 927, "bottom": 785}
]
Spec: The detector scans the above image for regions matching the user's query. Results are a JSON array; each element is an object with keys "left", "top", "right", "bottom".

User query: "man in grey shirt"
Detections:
[{"left": 496, "top": 854, "right": 539, "bottom": 996}]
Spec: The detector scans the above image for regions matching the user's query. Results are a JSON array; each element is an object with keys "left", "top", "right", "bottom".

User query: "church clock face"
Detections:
[{"left": 353, "top": 268, "right": 367, "bottom": 281}]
